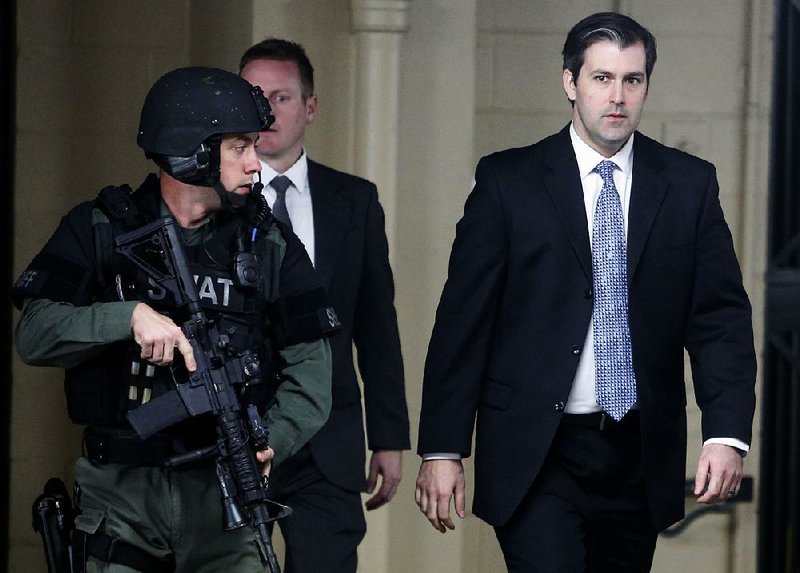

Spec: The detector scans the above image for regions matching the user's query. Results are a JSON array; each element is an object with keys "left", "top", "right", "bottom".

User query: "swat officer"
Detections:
[{"left": 13, "top": 67, "right": 334, "bottom": 572}]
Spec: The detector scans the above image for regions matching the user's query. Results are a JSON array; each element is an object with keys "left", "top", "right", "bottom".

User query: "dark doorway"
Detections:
[
  {"left": 1, "top": 1, "right": 17, "bottom": 570},
  {"left": 760, "top": 1, "right": 800, "bottom": 571}
]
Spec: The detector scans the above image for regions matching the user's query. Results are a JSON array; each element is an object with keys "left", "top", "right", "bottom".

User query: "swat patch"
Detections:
[{"left": 139, "top": 269, "right": 247, "bottom": 313}]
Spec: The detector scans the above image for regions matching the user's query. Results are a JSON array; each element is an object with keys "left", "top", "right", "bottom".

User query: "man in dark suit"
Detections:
[
  {"left": 239, "top": 39, "right": 410, "bottom": 572},
  {"left": 414, "top": 12, "right": 756, "bottom": 572}
]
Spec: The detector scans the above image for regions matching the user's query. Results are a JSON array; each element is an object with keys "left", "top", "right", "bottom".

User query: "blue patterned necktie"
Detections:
[
  {"left": 270, "top": 175, "right": 293, "bottom": 229},
  {"left": 592, "top": 160, "right": 637, "bottom": 421}
]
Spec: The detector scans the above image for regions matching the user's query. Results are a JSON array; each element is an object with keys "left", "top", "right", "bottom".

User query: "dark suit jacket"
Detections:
[
  {"left": 304, "top": 159, "right": 410, "bottom": 492},
  {"left": 417, "top": 126, "right": 756, "bottom": 530}
]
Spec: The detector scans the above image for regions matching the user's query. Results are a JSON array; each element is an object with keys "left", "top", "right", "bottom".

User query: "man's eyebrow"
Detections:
[{"left": 589, "top": 69, "right": 645, "bottom": 78}]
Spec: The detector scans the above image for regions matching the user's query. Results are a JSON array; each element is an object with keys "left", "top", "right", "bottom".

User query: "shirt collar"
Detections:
[
  {"left": 569, "top": 123, "right": 634, "bottom": 180},
  {"left": 258, "top": 151, "right": 309, "bottom": 194}
]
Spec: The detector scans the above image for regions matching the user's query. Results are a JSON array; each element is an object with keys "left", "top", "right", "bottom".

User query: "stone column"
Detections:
[
  {"left": 348, "top": 3, "right": 409, "bottom": 572},
  {"left": 350, "top": 0, "right": 410, "bottom": 253}
]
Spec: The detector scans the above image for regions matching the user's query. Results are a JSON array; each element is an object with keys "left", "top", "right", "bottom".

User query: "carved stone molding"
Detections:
[{"left": 350, "top": 0, "right": 410, "bottom": 34}]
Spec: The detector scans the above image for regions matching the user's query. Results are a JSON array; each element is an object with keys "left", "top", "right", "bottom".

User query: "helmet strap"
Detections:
[{"left": 213, "top": 180, "right": 246, "bottom": 212}]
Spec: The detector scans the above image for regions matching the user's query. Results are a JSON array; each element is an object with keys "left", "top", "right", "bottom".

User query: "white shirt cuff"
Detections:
[
  {"left": 422, "top": 452, "right": 462, "bottom": 461},
  {"left": 704, "top": 437, "right": 749, "bottom": 456}
]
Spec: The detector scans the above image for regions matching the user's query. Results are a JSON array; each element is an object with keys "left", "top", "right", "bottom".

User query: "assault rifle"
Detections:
[{"left": 115, "top": 216, "right": 289, "bottom": 573}]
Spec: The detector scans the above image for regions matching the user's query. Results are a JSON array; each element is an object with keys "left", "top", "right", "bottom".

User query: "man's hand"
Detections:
[
  {"left": 694, "top": 443, "right": 744, "bottom": 504},
  {"left": 130, "top": 302, "right": 196, "bottom": 370},
  {"left": 256, "top": 448, "right": 275, "bottom": 477},
  {"left": 414, "top": 459, "right": 466, "bottom": 533},
  {"left": 364, "top": 450, "right": 403, "bottom": 511}
]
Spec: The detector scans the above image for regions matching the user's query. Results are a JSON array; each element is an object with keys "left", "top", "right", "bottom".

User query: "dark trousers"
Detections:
[
  {"left": 267, "top": 446, "right": 366, "bottom": 573},
  {"left": 494, "top": 413, "right": 658, "bottom": 573}
]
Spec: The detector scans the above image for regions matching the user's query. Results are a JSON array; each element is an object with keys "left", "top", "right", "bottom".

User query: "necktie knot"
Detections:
[
  {"left": 270, "top": 175, "right": 293, "bottom": 195},
  {"left": 594, "top": 160, "right": 618, "bottom": 187},
  {"left": 270, "top": 175, "right": 293, "bottom": 228}
]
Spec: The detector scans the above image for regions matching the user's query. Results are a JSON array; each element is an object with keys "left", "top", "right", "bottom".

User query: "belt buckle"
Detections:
[{"left": 598, "top": 412, "right": 607, "bottom": 431}]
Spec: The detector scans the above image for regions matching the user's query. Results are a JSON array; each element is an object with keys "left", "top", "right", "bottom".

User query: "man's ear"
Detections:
[
  {"left": 305, "top": 95, "right": 318, "bottom": 125},
  {"left": 562, "top": 68, "right": 576, "bottom": 102}
]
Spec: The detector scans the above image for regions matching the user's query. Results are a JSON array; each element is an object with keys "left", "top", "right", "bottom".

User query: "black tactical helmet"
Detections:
[{"left": 137, "top": 66, "right": 273, "bottom": 186}]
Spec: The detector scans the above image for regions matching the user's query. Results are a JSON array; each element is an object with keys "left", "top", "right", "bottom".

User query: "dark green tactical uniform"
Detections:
[{"left": 14, "top": 174, "right": 333, "bottom": 572}]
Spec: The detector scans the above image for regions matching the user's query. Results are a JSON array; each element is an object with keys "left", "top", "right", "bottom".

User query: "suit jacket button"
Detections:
[
  {"left": 584, "top": 288, "right": 593, "bottom": 299},
  {"left": 571, "top": 345, "right": 581, "bottom": 356},
  {"left": 554, "top": 401, "right": 565, "bottom": 411}
]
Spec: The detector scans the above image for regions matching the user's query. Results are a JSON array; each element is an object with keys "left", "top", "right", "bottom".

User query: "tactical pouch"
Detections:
[{"left": 64, "top": 343, "right": 131, "bottom": 426}]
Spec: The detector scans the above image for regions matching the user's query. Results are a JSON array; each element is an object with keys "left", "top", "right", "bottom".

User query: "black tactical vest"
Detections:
[{"left": 65, "top": 176, "right": 281, "bottom": 432}]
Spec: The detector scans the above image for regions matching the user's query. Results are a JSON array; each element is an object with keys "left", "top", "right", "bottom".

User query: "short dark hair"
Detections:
[
  {"left": 562, "top": 12, "right": 657, "bottom": 82},
  {"left": 239, "top": 38, "right": 315, "bottom": 99}
]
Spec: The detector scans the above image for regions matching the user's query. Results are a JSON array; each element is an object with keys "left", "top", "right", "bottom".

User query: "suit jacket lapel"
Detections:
[
  {"left": 542, "top": 127, "right": 593, "bottom": 280},
  {"left": 308, "top": 160, "right": 350, "bottom": 289},
  {"left": 627, "top": 134, "right": 669, "bottom": 279}
]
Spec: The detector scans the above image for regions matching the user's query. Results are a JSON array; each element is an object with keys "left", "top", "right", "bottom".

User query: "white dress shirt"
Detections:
[
  {"left": 565, "top": 124, "right": 635, "bottom": 414},
  {"left": 257, "top": 152, "right": 316, "bottom": 266}
]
